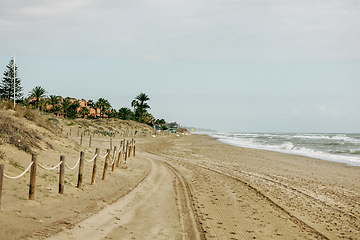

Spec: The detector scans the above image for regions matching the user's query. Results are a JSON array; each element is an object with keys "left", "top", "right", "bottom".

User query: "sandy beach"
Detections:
[{"left": 1, "top": 133, "right": 360, "bottom": 239}]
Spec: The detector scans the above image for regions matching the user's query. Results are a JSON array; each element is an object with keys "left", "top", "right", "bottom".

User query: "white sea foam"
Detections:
[
  {"left": 291, "top": 134, "right": 360, "bottom": 143},
  {"left": 207, "top": 132, "right": 360, "bottom": 167}
]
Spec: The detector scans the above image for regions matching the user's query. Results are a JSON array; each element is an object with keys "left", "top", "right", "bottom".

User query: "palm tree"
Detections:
[
  {"left": 96, "top": 98, "right": 111, "bottom": 118},
  {"left": 47, "top": 95, "right": 60, "bottom": 113},
  {"left": 107, "top": 108, "right": 118, "bottom": 118},
  {"left": 79, "top": 106, "right": 90, "bottom": 118},
  {"left": 141, "top": 112, "right": 155, "bottom": 125},
  {"left": 118, "top": 107, "right": 132, "bottom": 120},
  {"left": 131, "top": 93, "right": 151, "bottom": 122},
  {"left": 61, "top": 97, "right": 79, "bottom": 118},
  {"left": 136, "top": 92, "right": 150, "bottom": 109},
  {"left": 38, "top": 98, "right": 48, "bottom": 111},
  {"left": 28, "top": 86, "right": 47, "bottom": 109},
  {"left": 68, "top": 100, "right": 80, "bottom": 118},
  {"left": 87, "top": 99, "right": 96, "bottom": 117},
  {"left": 131, "top": 99, "right": 138, "bottom": 115},
  {"left": 61, "top": 97, "right": 72, "bottom": 116}
]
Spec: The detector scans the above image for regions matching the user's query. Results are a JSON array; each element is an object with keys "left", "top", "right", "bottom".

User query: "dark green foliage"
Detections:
[
  {"left": 47, "top": 95, "right": 61, "bottom": 113},
  {"left": 118, "top": 107, "right": 133, "bottom": 120},
  {"left": 61, "top": 97, "right": 80, "bottom": 118},
  {"left": 79, "top": 106, "right": 90, "bottom": 118},
  {"left": 65, "top": 101, "right": 80, "bottom": 118},
  {"left": 131, "top": 93, "right": 151, "bottom": 122},
  {"left": 96, "top": 98, "right": 111, "bottom": 118},
  {"left": 28, "top": 86, "right": 47, "bottom": 108},
  {"left": 155, "top": 119, "right": 166, "bottom": 125},
  {"left": 0, "top": 58, "right": 23, "bottom": 100},
  {"left": 107, "top": 108, "right": 118, "bottom": 118}
]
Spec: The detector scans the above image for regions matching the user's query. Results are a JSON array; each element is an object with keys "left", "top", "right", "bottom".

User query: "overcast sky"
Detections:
[{"left": 1, "top": 0, "right": 360, "bottom": 132}]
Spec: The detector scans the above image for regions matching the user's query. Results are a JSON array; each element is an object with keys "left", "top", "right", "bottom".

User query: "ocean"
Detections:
[{"left": 194, "top": 131, "right": 360, "bottom": 166}]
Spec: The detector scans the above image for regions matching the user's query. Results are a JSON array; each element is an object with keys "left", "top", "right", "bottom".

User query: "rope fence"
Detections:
[
  {"left": 0, "top": 138, "right": 136, "bottom": 211},
  {"left": 84, "top": 153, "right": 98, "bottom": 163},
  {"left": 99, "top": 152, "right": 108, "bottom": 159},
  {"left": 110, "top": 150, "right": 117, "bottom": 165},
  {"left": 3, "top": 162, "right": 34, "bottom": 179},
  {"left": 63, "top": 126, "right": 171, "bottom": 145},
  {"left": 37, "top": 161, "right": 63, "bottom": 171},
  {"left": 65, "top": 157, "right": 81, "bottom": 170}
]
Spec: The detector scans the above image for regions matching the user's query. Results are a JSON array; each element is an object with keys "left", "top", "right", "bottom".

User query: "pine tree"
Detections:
[{"left": 0, "top": 58, "right": 23, "bottom": 100}]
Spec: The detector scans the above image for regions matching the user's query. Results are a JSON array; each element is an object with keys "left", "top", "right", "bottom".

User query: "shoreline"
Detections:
[
  {"left": 198, "top": 132, "right": 360, "bottom": 167},
  {"left": 192, "top": 133, "right": 360, "bottom": 168}
]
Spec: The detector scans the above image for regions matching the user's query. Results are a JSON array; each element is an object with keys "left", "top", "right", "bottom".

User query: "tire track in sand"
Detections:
[
  {"left": 150, "top": 153, "right": 329, "bottom": 239},
  {"left": 46, "top": 153, "right": 197, "bottom": 240},
  {"left": 162, "top": 161, "right": 205, "bottom": 240}
]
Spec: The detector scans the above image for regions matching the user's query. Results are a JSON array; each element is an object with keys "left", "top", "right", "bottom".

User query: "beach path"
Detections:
[{"left": 46, "top": 152, "right": 201, "bottom": 240}]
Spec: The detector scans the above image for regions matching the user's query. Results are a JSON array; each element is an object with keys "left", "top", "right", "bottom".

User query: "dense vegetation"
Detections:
[{"left": 0, "top": 58, "right": 167, "bottom": 127}]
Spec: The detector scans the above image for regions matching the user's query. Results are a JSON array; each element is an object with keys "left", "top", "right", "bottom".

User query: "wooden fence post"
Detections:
[
  {"left": 123, "top": 139, "right": 125, "bottom": 152},
  {"left": 124, "top": 141, "right": 129, "bottom": 164},
  {"left": 123, "top": 139, "right": 126, "bottom": 163},
  {"left": 117, "top": 141, "right": 123, "bottom": 166},
  {"left": 133, "top": 140, "right": 136, "bottom": 157},
  {"left": 77, "top": 152, "right": 85, "bottom": 189},
  {"left": 89, "top": 135, "right": 92, "bottom": 148},
  {"left": 0, "top": 164, "right": 3, "bottom": 211},
  {"left": 59, "top": 155, "right": 65, "bottom": 194},
  {"left": 111, "top": 146, "right": 117, "bottom": 172},
  {"left": 124, "top": 141, "right": 128, "bottom": 164},
  {"left": 132, "top": 138, "right": 134, "bottom": 156},
  {"left": 128, "top": 140, "right": 132, "bottom": 158},
  {"left": 77, "top": 128, "right": 79, "bottom": 137},
  {"left": 110, "top": 138, "right": 112, "bottom": 150},
  {"left": 102, "top": 149, "right": 110, "bottom": 180},
  {"left": 80, "top": 134, "right": 83, "bottom": 146},
  {"left": 29, "top": 154, "right": 37, "bottom": 200},
  {"left": 91, "top": 148, "right": 99, "bottom": 185}
]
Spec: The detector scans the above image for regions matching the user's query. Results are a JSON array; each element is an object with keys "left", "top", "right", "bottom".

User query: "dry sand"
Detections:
[{"left": 1, "top": 133, "right": 360, "bottom": 239}]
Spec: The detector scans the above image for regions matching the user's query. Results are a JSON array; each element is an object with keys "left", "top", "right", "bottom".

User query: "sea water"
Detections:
[{"left": 195, "top": 131, "right": 360, "bottom": 166}]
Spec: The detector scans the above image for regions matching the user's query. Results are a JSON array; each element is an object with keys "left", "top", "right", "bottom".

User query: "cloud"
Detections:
[{"left": 1, "top": 0, "right": 359, "bottom": 63}]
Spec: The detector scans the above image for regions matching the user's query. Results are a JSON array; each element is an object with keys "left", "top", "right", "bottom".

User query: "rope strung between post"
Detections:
[
  {"left": 65, "top": 157, "right": 81, "bottom": 170},
  {"left": 109, "top": 151, "right": 117, "bottom": 165},
  {"left": 3, "top": 162, "right": 34, "bottom": 179},
  {"left": 37, "top": 161, "right": 63, "bottom": 170},
  {"left": 99, "top": 152, "right": 108, "bottom": 159},
  {"left": 84, "top": 153, "right": 98, "bottom": 163}
]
